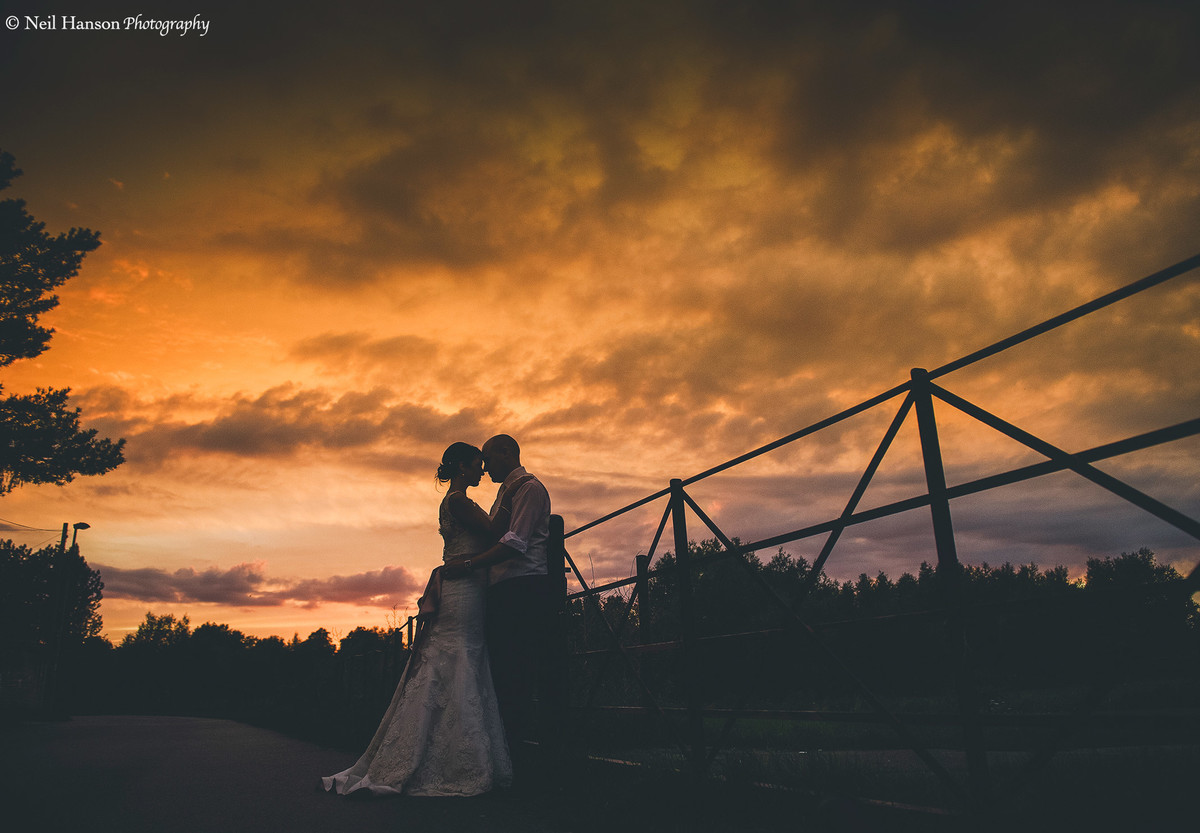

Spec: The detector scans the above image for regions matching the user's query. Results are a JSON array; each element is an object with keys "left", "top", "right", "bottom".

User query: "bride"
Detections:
[{"left": 323, "top": 442, "right": 512, "bottom": 797}]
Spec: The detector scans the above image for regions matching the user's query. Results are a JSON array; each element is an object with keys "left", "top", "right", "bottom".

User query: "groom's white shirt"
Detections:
[{"left": 487, "top": 465, "right": 550, "bottom": 585}]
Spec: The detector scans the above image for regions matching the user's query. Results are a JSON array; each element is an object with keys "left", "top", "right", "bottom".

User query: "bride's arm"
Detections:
[{"left": 447, "top": 492, "right": 494, "bottom": 538}]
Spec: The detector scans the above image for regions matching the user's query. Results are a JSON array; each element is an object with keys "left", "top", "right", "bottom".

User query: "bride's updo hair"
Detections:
[{"left": 436, "top": 442, "right": 483, "bottom": 484}]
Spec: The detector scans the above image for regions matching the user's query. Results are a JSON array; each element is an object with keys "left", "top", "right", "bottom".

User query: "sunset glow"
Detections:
[{"left": 3, "top": 1, "right": 1198, "bottom": 640}]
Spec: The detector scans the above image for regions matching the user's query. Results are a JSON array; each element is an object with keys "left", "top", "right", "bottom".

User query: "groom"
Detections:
[{"left": 455, "top": 434, "right": 554, "bottom": 774}]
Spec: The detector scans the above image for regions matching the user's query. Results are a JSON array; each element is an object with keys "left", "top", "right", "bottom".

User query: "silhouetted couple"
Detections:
[{"left": 323, "top": 434, "right": 556, "bottom": 798}]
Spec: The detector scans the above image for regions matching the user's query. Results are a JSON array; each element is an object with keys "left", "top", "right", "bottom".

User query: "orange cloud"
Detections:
[{"left": 3, "top": 0, "right": 1196, "bottom": 641}]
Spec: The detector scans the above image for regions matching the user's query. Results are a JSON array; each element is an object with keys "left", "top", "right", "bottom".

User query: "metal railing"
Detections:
[{"left": 547, "top": 253, "right": 1200, "bottom": 818}]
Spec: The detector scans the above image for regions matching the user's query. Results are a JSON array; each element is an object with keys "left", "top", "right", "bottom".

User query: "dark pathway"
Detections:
[
  {"left": 0, "top": 715, "right": 835, "bottom": 833},
  {"left": 1, "top": 716, "right": 587, "bottom": 833}
]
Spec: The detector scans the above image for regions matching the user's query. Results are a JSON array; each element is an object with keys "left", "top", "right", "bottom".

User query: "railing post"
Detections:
[
  {"left": 634, "top": 552, "right": 654, "bottom": 715},
  {"left": 546, "top": 514, "right": 570, "bottom": 762},
  {"left": 549, "top": 514, "right": 568, "bottom": 599},
  {"left": 635, "top": 553, "right": 651, "bottom": 643},
  {"left": 911, "top": 368, "right": 990, "bottom": 812},
  {"left": 911, "top": 369, "right": 960, "bottom": 573},
  {"left": 670, "top": 479, "right": 705, "bottom": 774}
]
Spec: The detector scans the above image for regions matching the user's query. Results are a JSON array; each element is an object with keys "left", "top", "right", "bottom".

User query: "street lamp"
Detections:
[{"left": 47, "top": 521, "right": 91, "bottom": 715}]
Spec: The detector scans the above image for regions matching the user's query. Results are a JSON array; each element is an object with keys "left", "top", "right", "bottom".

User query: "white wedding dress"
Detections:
[{"left": 322, "top": 493, "right": 512, "bottom": 797}]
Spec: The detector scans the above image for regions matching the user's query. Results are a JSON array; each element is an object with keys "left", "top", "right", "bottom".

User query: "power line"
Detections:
[{"left": 0, "top": 516, "right": 60, "bottom": 533}]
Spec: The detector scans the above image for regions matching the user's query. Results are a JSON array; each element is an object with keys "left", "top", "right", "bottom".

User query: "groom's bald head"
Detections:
[
  {"left": 482, "top": 434, "right": 520, "bottom": 482},
  {"left": 485, "top": 434, "right": 519, "bottom": 458}
]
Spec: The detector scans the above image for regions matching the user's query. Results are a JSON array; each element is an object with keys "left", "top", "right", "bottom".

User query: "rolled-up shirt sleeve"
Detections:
[{"left": 499, "top": 479, "right": 550, "bottom": 554}]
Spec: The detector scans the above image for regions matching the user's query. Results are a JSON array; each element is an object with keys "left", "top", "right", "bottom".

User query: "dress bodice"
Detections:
[{"left": 439, "top": 492, "right": 492, "bottom": 563}]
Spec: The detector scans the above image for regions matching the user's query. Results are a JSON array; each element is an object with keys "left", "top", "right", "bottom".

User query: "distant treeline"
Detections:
[
  {"left": 83, "top": 617, "right": 409, "bottom": 749},
  {"left": 570, "top": 542, "right": 1199, "bottom": 714},
  {"left": 3, "top": 539, "right": 1197, "bottom": 750},
  {"left": 0, "top": 538, "right": 409, "bottom": 748}
]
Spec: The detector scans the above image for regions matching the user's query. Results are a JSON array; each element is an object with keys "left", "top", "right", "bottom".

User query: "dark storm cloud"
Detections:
[
  {"left": 289, "top": 332, "right": 440, "bottom": 374},
  {"left": 327, "top": 132, "right": 528, "bottom": 267},
  {"left": 280, "top": 566, "right": 424, "bottom": 609},
  {"left": 96, "top": 562, "right": 269, "bottom": 606},
  {"left": 52, "top": 0, "right": 1188, "bottom": 283},
  {"left": 535, "top": 325, "right": 842, "bottom": 456},
  {"left": 302, "top": 0, "right": 1200, "bottom": 267},
  {"left": 534, "top": 248, "right": 1198, "bottom": 459},
  {"left": 96, "top": 561, "right": 423, "bottom": 608},
  {"left": 72, "top": 384, "right": 497, "bottom": 467},
  {"left": 212, "top": 226, "right": 386, "bottom": 288},
  {"left": 160, "top": 389, "right": 489, "bottom": 459},
  {"left": 710, "top": 1, "right": 1200, "bottom": 250},
  {"left": 152, "top": 386, "right": 392, "bottom": 456}
]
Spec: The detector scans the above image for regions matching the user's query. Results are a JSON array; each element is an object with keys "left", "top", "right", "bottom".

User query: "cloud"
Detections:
[
  {"left": 281, "top": 566, "right": 426, "bottom": 609},
  {"left": 70, "top": 384, "right": 499, "bottom": 469},
  {"left": 164, "top": 0, "right": 1199, "bottom": 336},
  {"left": 95, "top": 561, "right": 424, "bottom": 609},
  {"left": 324, "top": 125, "right": 598, "bottom": 269},
  {"left": 97, "top": 562, "right": 271, "bottom": 606},
  {"left": 290, "top": 331, "right": 438, "bottom": 368},
  {"left": 8, "top": 0, "right": 1198, "bottom": 639},
  {"left": 288, "top": 331, "right": 443, "bottom": 383}
]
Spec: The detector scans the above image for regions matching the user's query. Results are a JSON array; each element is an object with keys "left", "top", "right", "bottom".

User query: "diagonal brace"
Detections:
[{"left": 928, "top": 383, "right": 1200, "bottom": 543}]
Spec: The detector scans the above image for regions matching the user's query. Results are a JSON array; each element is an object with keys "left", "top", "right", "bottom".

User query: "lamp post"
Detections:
[{"left": 46, "top": 521, "right": 90, "bottom": 715}]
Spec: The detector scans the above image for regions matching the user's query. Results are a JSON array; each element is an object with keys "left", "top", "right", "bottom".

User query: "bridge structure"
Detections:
[{"left": 536, "top": 253, "right": 1200, "bottom": 826}]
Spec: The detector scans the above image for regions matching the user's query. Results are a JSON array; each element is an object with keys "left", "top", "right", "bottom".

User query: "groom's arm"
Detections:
[
  {"left": 456, "top": 540, "right": 521, "bottom": 573},
  {"left": 441, "top": 539, "right": 520, "bottom": 579},
  {"left": 487, "top": 504, "right": 512, "bottom": 539}
]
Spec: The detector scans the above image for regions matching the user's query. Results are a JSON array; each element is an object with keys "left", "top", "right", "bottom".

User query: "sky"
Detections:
[{"left": 2, "top": 0, "right": 1198, "bottom": 642}]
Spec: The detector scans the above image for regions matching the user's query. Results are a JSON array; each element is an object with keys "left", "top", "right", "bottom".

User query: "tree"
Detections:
[
  {"left": 0, "top": 539, "right": 104, "bottom": 651},
  {"left": 0, "top": 150, "right": 124, "bottom": 494},
  {"left": 0, "top": 539, "right": 104, "bottom": 713},
  {"left": 1082, "top": 547, "right": 1199, "bottom": 644},
  {"left": 120, "top": 612, "right": 192, "bottom": 649},
  {"left": 338, "top": 626, "right": 389, "bottom": 656},
  {"left": 190, "top": 622, "right": 248, "bottom": 653},
  {"left": 297, "top": 628, "right": 336, "bottom": 656},
  {"left": 1084, "top": 547, "right": 1182, "bottom": 589}
]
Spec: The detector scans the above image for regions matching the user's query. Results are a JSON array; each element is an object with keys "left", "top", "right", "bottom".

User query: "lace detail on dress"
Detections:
[
  {"left": 438, "top": 494, "right": 492, "bottom": 564},
  {"left": 322, "top": 494, "right": 511, "bottom": 797}
]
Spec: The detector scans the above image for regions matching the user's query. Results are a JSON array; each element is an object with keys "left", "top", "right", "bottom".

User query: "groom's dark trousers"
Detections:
[{"left": 487, "top": 573, "right": 557, "bottom": 770}]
